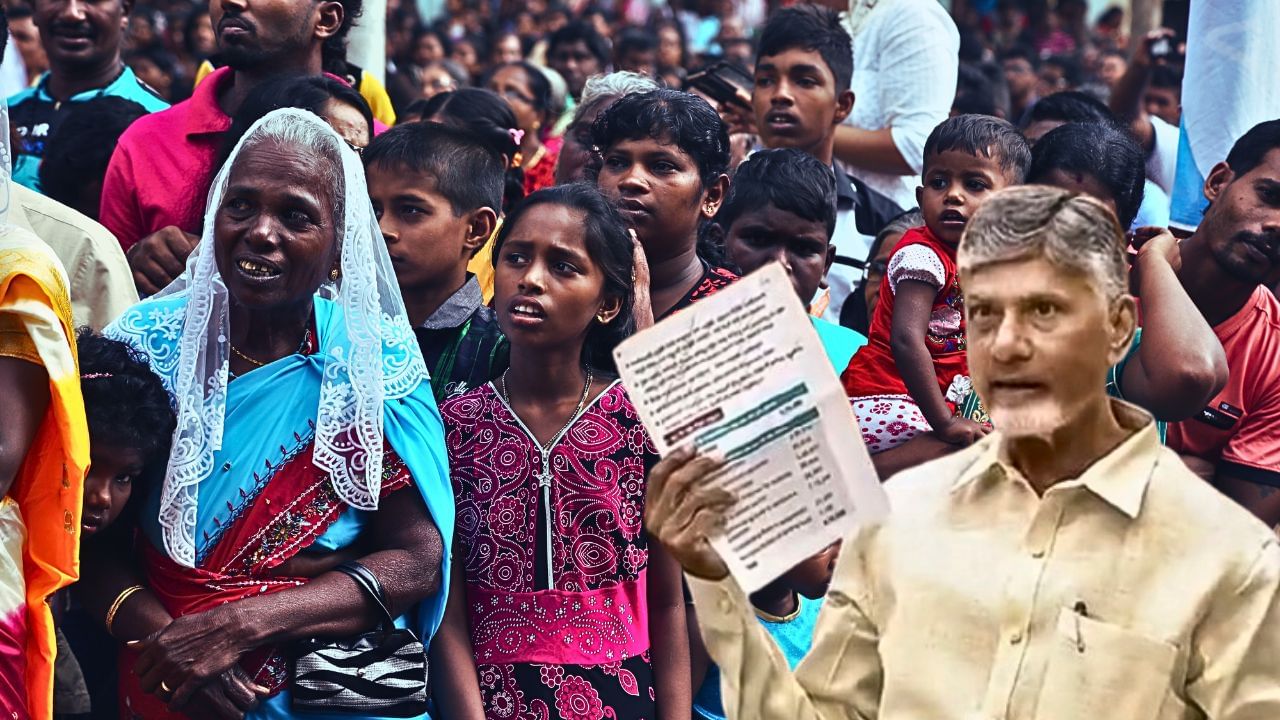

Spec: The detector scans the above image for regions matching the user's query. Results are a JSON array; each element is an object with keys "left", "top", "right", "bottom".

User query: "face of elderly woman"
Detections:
[{"left": 215, "top": 139, "right": 340, "bottom": 310}]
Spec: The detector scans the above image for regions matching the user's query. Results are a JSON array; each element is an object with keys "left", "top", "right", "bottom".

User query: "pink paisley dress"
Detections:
[{"left": 442, "top": 380, "right": 660, "bottom": 720}]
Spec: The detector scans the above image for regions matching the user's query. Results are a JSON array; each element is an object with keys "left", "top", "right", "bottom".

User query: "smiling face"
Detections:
[
  {"left": 965, "top": 255, "right": 1132, "bottom": 440},
  {"left": 33, "top": 0, "right": 129, "bottom": 70},
  {"left": 1198, "top": 148, "right": 1280, "bottom": 288},
  {"left": 81, "top": 444, "right": 143, "bottom": 536},
  {"left": 724, "top": 203, "right": 832, "bottom": 303},
  {"left": 752, "top": 47, "right": 851, "bottom": 164},
  {"left": 493, "top": 203, "right": 619, "bottom": 351},
  {"left": 214, "top": 139, "right": 340, "bottom": 312},
  {"left": 917, "top": 148, "right": 1014, "bottom": 246},
  {"left": 596, "top": 135, "right": 724, "bottom": 262}
]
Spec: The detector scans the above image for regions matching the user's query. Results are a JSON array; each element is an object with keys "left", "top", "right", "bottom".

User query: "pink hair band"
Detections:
[{"left": 81, "top": 372, "right": 114, "bottom": 380}]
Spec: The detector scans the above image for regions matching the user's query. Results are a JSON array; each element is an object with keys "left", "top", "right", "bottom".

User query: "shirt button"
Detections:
[
  {"left": 1010, "top": 632, "right": 1023, "bottom": 645},
  {"left": 1031, "top": 549, "right": 1045, "bottom": 559}
]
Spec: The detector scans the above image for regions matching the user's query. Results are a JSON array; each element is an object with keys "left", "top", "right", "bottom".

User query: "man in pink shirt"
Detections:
[
  {"left": 1172, "top": 119, "right": 1280, "bottom": 526},
  {"left": 101, "top": 0, "right": 356, "bottom": 294}
]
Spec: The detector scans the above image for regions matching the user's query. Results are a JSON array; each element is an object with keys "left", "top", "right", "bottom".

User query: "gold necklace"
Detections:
[
  {"left": 230, "top": 329, "right": 311, "bottom": 368},
  {"left": 502, "top": 366, "right": 593, "bottom": 449}
]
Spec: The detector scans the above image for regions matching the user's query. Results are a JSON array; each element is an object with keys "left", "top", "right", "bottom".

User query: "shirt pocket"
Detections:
[{"left": 1034, "top": 608, "right": 1179, "bottom": 720}]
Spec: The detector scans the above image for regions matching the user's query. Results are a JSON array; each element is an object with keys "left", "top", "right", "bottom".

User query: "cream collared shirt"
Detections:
[{"left": 688, "top": 400, "right": 1280, "bottom": 720}]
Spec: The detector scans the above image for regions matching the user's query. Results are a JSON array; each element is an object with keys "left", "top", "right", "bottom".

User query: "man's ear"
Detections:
[
  {"left": 464, "top": 207, "right": 499, "bottom": 258},
  {"left": 1203, "top": 161, "right": 1234, "bottom": 205},
  {"left": 315, "top": 0, "right": 344, "bottom": 41},
  {"left": 700, "top": 174, "right": 730, "bottom": 220},
  {"left": 824, "top": 243, "right": 836, "bottom": 277},
  {"left": 834, "top": 89, "right": 855, "bottom": 125},
  {"left": 121, "top": 0, "right": 136, "bottom": 24},
  {"left": 1106, "top": 294, "right": 1138, "bottom": 368}
]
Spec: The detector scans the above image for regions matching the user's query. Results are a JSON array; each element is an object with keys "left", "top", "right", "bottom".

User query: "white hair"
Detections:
[
  {"left": 958, "top": 185, "right": 1129, "bottom": 301},
  {"left": 579, "top": 71, "right": 660, "bottom": 111}
]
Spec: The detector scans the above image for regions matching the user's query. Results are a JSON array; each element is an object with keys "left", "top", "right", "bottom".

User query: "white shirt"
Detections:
[
  {"left": 1148, "top": 115, "right": 1180, "bottom": 196},
  {"left": 841, "top": 0, "right": 959, "bottom": 210}
]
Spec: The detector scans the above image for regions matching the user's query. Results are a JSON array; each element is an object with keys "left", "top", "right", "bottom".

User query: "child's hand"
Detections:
[{"left": 936, "top": 417, "right": 990, "bottom": 447}]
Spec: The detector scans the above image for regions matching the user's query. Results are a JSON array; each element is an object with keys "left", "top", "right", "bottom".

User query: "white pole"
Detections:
[{"left": 348, "top": 0, "right": 386, "bottom": 84}]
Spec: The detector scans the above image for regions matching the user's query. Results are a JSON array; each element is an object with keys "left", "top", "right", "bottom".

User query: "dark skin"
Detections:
[
  {"left": 596, "top": 136, "right": 728, "bottom": 318},
  {"left": 1110, "top": 28, "right": 1177, "bottom": 158},
  {"left": 0, "top": 357, "right": 50, "bottom": 501},
  {"left": 1177, "top": 150, "right": 1280, "bottom": 524},
  {"left": 83, "top": 139, "right": 447, "bottom": 716},
  {"left": 125, "top": 0, "right": 343, "bottom": 295},
  {"left": 752, "top": 47, "right": 853, "bottom": 166},
  {"left": 720, "top": 205, "right": 835, "bottom": 304},
  {"left": 33, "top": 0, "right": 132, "bottom": 101}
]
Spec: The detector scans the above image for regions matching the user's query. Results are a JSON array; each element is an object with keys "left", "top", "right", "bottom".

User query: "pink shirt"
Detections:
[{"left": 99, "top": 66, "right": 234, "bottom": 250}]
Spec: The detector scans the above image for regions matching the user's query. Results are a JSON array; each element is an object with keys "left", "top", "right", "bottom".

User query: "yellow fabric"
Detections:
[
  {"left": 466, "top": 218, "right": 503, "bottom": 304},
  {"left": 195, "top": 61, "right": 397, "bottom": 127},
  {"left": 0, "top": 228, "right": 88, "bottom": 720},
  {"left": 689, "top": 399, "right": 1280, "bottom": 720}
]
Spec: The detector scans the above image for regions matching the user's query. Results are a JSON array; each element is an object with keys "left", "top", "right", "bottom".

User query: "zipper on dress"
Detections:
[{"left": 538, "top": 465, "right": 554, "bottom": 589}]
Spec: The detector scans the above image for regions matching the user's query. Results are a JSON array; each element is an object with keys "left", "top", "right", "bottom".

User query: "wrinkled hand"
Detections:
[
  {"left": 644, "top": 447, "right": 735, "bottom": 581},
  {"left": 183, "top": 666, "right": 267, "bottom": 720},
  {"left": 936, "top": 417, "right": 990, "bottom": 447},
  {"left": 132, "top": 602, "right": 256, "bottom": 710},
  {"left": 631, "top": 229, "right": 655, "bottom": 331},
  {"left": 127, "top": 226, "right": 199, "bottom": 295}
]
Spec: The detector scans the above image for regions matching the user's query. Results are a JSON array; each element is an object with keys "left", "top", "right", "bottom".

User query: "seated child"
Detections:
[
  {"left": 691, "top": 542, "right": 842, "bottom": 720},
  {"left": 56, "top": 331, "right": 175, "bottom": 717},
  {"left": 843, "top": 115, "right": 1030, "bottom": 457},
  {"left": 363, "top": 121, "right": 508, "bottom": 402},
  {"left": 714, "top": 148, "right": 868, "bottom": 371}
]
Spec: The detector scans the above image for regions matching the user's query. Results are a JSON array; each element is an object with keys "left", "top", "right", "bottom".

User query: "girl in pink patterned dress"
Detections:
[{"left": 437, "top": 185, "right": 690, "bottom": 720}]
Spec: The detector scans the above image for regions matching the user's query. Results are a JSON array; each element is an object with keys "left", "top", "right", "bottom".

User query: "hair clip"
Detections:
[
  {"left": 508, "top": 128, "right": 525, "bottom": 145},
  {"left": 81, "top": 372, "right": 113, "bottom": 380}
]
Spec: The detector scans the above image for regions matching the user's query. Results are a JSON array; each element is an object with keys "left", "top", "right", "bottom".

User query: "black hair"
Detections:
[
  {"left": 923, "top": 114, "right": 1032, "bottom": 183},
  {"left": 421, "top": 88, "right": 526, "bottom": 213},
  {"left": 954, "top": 63, "right": 998, "bottom": 117},
  {"left": 412, "top": 26, "right": 452, "bottom": 58},
  {"left": 485, "top": 61, "right": 554, "bottom": 123},
  {"left": 547, "top": 21, "right": 610, "bottom": 67},
  {"left": 1024, "top": 90, "right": 1114, "bottom": 128},
  {"left": 76, "top": 330, "right": 176, "bottom": 520},
  {"left": 40, "top": 97, "right": 148, "bottom": 217},
  {"left": 616, "top": 28, "right": 657, "bottom": 59},
  {"left": 756, "top": 5, "right": 853, "bottom": 93},
  {"left": 214, "top": 75, "right": 373, "bottom": 177},
  {"left": 0, "top": 7, "right": 9, "bottom": 64},
  {"left": 1000, "top": 45, "right": 1040, "bottom": 70},
  {"left": 323, "top": 0, "right": 364, "bottom": 75},
  {"left": 1149, "top": 64, "right": 1182, "bottom": 92},
  {"left": 492, "top": 184, "right": 635, "bottom": 372},
  {"left": 363, "top": 121, "right": 504, "bottom": 220},
  {"left": 653, "top": 18, "right": 688, "bottom": 71},
  {"left": 1225, "top": 119, "right": 1280, "bottom": 178},
  {"left": 716, "top": 148, "right": 837, "bottom": 239},
  {"left": 590, "top": 88, "right": 730, "bottom": 186},
  {"left": 1028, "top": 122, "right": 1146, "bottom": 228},
  {"left": 1042, "top": 54, "right": 1083, "bottom": 88}
]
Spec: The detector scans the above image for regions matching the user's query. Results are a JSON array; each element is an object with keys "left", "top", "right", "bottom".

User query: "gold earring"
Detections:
[
  {"left": 329, "top": 268, "right": 340, "bottom": 282},
  {"left": 596, "top": 312, "right": 609, "bottom": 323}
]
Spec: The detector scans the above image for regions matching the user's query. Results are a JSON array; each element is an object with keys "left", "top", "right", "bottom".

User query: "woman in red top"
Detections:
[{"left": 487, "top": 62, "right": 563, "bottom": 196}]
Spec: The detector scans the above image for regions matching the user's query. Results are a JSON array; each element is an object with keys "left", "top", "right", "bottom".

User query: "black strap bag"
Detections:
[{"left": 291, "top": 561, "right": 429, "bottom": 717}]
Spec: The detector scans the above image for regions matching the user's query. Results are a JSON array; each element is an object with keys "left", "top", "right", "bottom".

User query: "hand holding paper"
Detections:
[{"left": 622, "top": 263, "right": 888, "bottom": 593}]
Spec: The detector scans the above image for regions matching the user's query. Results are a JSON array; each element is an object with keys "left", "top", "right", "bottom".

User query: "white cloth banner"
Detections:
[{"left": 1170, "top": 0, "right": 1280, "bottom": 231}]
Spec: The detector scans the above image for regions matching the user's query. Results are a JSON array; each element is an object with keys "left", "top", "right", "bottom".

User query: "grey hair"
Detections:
[
  {"left": 876, "top": 209, "right": 924, "bottom": 246},
  {"left": 957, "top": 185, "right": 1128, "bottom": 301},
  {"left": 233, "top": 111, "right": 347, "bottom": 241},
  {"left": 578, "top": 71, "right": 660, "bottom": 113}
]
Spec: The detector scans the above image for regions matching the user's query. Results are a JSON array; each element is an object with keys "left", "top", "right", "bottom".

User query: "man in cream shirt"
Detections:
[{"left": 646, "top": 186, "right": 1280, "bottom": 720}]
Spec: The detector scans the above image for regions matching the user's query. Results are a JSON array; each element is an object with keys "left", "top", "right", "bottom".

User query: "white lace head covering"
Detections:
[
  {"left": 150, "top": 107, "right": 426, "bottom": 566},
  {"left": 0, "top": 98, "right": 11, "bottom": 225}
]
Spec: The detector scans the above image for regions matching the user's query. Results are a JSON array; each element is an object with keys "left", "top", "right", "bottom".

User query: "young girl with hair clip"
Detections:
[{"left": 435, "top": 185, "right": 690, "bottom": 720}]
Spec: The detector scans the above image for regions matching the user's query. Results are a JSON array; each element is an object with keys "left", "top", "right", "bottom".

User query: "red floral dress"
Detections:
[
  {"left": 522, "top": 137, "right": 563, "bottom": 196},
  {"left": 442, "top": 381, "right": 661, "bottom": 720}
]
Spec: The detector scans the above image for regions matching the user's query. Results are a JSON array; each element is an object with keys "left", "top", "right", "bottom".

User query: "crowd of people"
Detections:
[{"left": 1, "top": 0, "right": 1278, "bottom": 718}]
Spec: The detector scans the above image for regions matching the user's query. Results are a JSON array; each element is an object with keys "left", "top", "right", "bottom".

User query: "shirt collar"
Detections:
[
  {"left": 420, "top": 276, "right": 484, "bottom": 330},
  {"left": 832, "top": 161, "right": 857, "bottom": 209},
  {"left": 184, "top": 66, "right": 235, "bottom": 138},
  {"left": 951, "top": 399, "right": 1161, "bottom": 519},
  {"left": 34, "top": 65, "right": 133, "bottom": 103}
]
